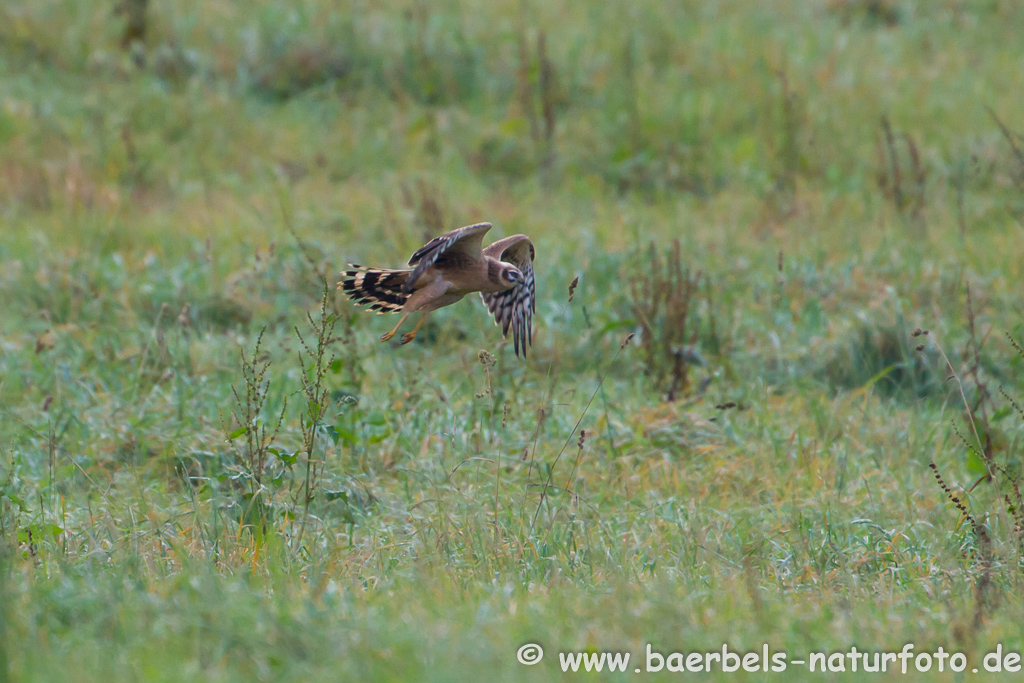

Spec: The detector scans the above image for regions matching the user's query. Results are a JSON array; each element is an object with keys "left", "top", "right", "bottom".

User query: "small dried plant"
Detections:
[
  {"left": 876, "top": 115, "right": 926, "bottom": 223},
  {"left": 988, "top": 107, "right": 1024, "bottom": 191},
  {"left": 293, "top": 282, "right": 337, "bottom": 548},
  {"left": 516, "top": 27, "right": 560, "bottom": 174},
  {"left": 538, "top": 31, "right": 558, "bottom": 172},
  {"left": 628, "top": 239, "right": 702, "bottom": 400},
  {"left": 228, "top": 328, "right": 287, "bottom": 531},
  {"left": 917, "top": 323, "right": 1024, "bottom": 643},
  {"left": 928, "top": 460, "right": 994, "bottom": 640},
  {"left": 475, "top": 350, "right": 496, "bottom": 399},
  {"left": 775, "top": 69, "right": 803, "bottom": 195},
  {"left": 987, "top": 107, "right": 1024, "bottom": 225}
]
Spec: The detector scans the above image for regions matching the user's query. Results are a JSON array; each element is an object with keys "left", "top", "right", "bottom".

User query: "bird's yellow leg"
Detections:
[
  {"left": 400, "top": 313, "right": 429, "bottom": 345},
  {"left": 380, "top": 312, "right": 409, "bottom": 342}
]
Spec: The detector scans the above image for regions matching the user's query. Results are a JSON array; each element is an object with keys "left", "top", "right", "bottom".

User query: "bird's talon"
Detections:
[
  {"left": 380, "top": 332, "right": 395, "bottom": 342},
  {"left": 400, "top": 333, "right": 416, "bottom": 345}
]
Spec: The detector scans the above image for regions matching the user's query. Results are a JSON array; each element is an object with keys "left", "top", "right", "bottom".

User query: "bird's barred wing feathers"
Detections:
[
  {"left": 338, "top": 265, "right": 410, "bottom": 314},
  {"left": 481, "top": 235, "right": 536, "bottom": 357},
  {"left": 404, "top": 222, "right": 492, "bottom": 292}
]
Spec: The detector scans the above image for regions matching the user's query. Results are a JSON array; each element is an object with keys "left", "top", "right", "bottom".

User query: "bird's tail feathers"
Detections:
[{"left": 338, "top": 265, "right": 411, "bottom": 314}]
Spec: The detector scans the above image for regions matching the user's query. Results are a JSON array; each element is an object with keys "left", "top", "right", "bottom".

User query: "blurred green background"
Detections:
[{"left": 2, "top": 0, "right": 1024, "bottom": 680}]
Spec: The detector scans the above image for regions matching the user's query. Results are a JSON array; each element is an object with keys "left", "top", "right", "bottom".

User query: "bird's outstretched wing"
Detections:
[
  {"left": 404, "top": 222, "right": 492, "bottom": 292},
  {"left": 481, "top": 234, "right": 536, "bottom": 357}
]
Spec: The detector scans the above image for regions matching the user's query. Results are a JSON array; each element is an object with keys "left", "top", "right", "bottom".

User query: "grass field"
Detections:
[{"left": 3, "top": 0, "right": 1024, "bottom": 680}]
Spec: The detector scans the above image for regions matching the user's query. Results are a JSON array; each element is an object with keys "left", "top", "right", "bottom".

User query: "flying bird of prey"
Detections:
[{"left": 338, "top": 222, "right": 536, "bottom": 356}]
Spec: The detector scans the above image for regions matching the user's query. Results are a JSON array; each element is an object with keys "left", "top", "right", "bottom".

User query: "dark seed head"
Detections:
[{"left": 568, "top": 275, "right": 580, "bottom": 302}]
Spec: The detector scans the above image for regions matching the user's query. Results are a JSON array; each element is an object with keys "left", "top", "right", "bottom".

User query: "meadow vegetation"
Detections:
[{"left": 2, "top": 0, "right": 1024, "bottom": 680}]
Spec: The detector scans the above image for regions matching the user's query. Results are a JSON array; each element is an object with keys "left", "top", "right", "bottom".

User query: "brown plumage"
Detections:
[{"left": 338, "top": 222, "right": 537, "bottom": 356}]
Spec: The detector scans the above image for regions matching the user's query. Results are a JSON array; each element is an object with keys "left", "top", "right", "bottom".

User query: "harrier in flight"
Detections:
[{"left": 339, "top": 222, "right": 536, "bottom": 356}]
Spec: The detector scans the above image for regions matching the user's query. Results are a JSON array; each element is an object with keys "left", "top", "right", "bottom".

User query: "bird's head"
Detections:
[{"left": 499, "top": 265, "right": 524, "bottom": 289}]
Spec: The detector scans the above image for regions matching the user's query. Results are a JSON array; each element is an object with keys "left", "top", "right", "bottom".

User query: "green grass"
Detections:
[{"left": 3, "top": 0, "right": 1024, "bottom": 680}]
